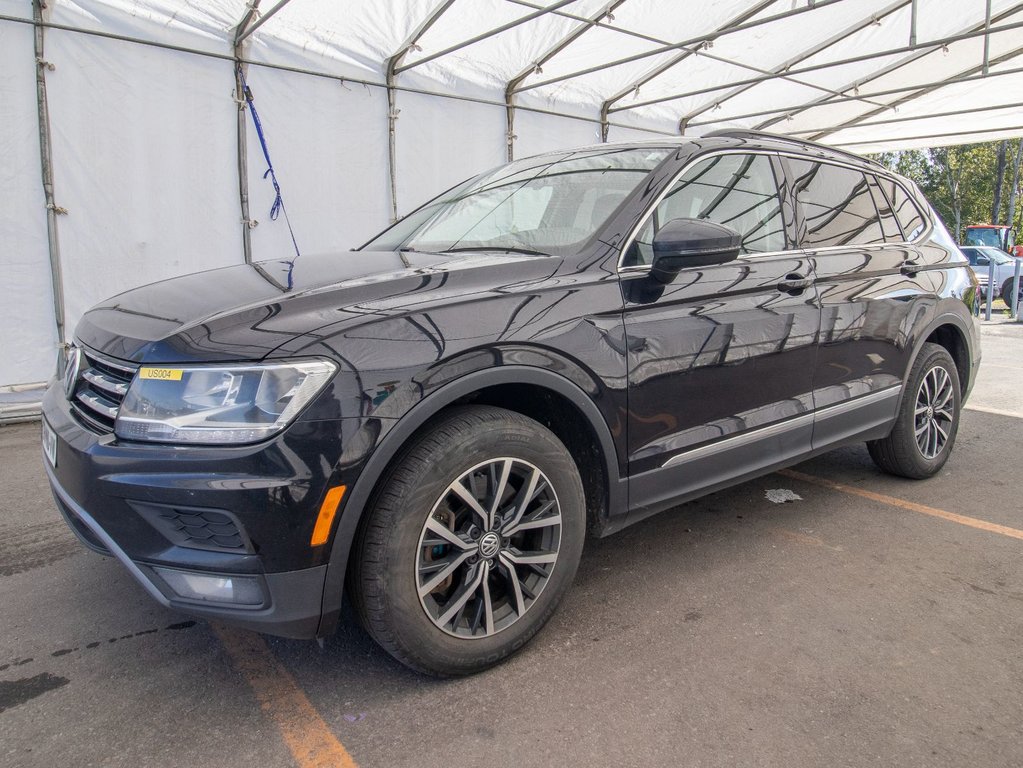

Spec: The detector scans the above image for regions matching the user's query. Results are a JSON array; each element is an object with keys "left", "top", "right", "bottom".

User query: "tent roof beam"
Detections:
[
  {"left": 787, "top": 100, "right": 1023, "bottom": 136},
  {"left": 682, "top": 63, "right": 1023, "bottom": 129},
  {"left": 234, "top": 0, "right": 294, "bottom": 45},
  {"left": 839, "top": 124, "right": 1023, "bottom": 148},
  {"left": 755, "top": 2, "right": 1023, "bottom": 131},
  {"left": 677, "top": 0, "right": 912, "bottom": 129},
  {"left": 610, "top": 16, "right": 1023, "bottom": 114},
  {"left": 387, "top": 0, "right": 458, "bottom": 80},
  {"left": 807, "top": 41, "right": 1023, "bottom": 142},
  {"left": 506, "top": 0, "right": 627, "bottom": 99},
  {"left": 514, "top": 0, "right": 847, "bottom": 95},
  {"left": 597, "top": 0, "right": 775, "bottom": 130},
  {"left": 393, "top": 0, "right": 578, "bottom": 75}
]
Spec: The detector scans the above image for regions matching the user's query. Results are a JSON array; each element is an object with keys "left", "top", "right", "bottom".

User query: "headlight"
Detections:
[{"left": 115, "top": 360, "right": 337, "bottom": 444}]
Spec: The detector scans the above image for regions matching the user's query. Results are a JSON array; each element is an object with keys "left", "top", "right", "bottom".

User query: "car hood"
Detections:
[{"left": 75, "top": 249, "right": 556, "bottom": 363}]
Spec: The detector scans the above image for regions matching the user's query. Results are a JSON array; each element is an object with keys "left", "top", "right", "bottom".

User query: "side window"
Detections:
[
  {"left": 866, "top": 175, "right": 903, "bottom": 242},
  {"left": 787, "top": 159, "right": 885, "bottom": 247},
  {"left": 878, "top": 177, "right": 927, "bottom": 241},
  {"left": 626, "top": 153, "right": 786, "bottom": 266}
]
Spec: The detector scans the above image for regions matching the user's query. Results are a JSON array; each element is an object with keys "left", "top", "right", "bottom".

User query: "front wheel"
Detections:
[
  {"left": 350, "top": 405, "right": 586, "bottom": 676},
  {"left": 867, "top": 343, "right": 961, "bottom": 479}
]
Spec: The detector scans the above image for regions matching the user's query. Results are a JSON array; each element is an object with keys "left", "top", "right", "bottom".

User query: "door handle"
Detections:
[
  {"left": 900, "top": 260, "right": 922, "bottom": 276},
  {"left": 777, "top": 273, "right": 813, "bottom": 293}
]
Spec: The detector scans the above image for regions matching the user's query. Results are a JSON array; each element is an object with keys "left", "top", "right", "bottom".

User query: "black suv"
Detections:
[{"left": 42, "top": 130, "right": 980, "bottom": 676}]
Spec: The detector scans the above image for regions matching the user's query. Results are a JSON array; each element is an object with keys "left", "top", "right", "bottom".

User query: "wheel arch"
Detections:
[
  {"left": 898, "top": 310, "right": 975, "bottom": 415},
  {"left": 316, "top": 365, "right": 624, "bottom": 637}
]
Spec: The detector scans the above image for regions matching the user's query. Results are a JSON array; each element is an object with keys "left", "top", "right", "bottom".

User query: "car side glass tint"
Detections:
[
  {"left": 878, "top": 177, "right": 926, "bottom": 241},
  {"left": 866, "top": 175, "right": 903, "bottom": 242},
  {"left": 788, "top": 159, "right": 885, "bottom": 247},
  {"left": 626, "top": 153, "right": 785, "bottom": 266}
]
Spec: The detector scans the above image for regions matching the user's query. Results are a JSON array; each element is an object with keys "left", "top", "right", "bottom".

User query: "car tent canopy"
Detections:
[{"left": 1, "top": 0, "right": 1022, "bottom": 394}]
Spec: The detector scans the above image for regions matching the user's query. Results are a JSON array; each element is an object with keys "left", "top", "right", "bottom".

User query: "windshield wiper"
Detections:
[{"left": 440, "top": 246, "right": 550, "bottom": 257}]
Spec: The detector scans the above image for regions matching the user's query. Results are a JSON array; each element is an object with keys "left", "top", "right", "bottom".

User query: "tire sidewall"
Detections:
[
  {"left": 900, "top": 345, "right": 961, "bottom": 475},
  {"left": 368, "top": 412, "right": 585, "bottom": 674}
]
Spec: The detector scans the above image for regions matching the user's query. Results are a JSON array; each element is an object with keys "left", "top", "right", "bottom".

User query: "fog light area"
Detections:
[{"left": 153, "top": 567, "right": 264, "bottom": 606}]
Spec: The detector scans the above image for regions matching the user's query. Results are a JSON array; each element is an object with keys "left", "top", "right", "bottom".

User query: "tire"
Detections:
[
  {"left": 1001, "top": 277, "right": 1021, "bottom": 307},
  {"left": 867, "top": 342, "right": 961, "bottom": 479},
  {"left": 349, "top": 405, "right": 586, "bottom": 676}
]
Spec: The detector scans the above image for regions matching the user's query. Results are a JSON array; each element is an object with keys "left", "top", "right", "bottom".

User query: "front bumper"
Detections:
[
  {"left": 41, "top": 381, "right": 354, "bottom": 639},
  {"left": 47, "top": 462, "right": 326, "bottom": 637}
]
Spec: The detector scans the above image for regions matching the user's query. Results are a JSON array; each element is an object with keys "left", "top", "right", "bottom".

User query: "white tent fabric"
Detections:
[{"left": 1, "top": 0, "right": 1022, "bottom": 391}]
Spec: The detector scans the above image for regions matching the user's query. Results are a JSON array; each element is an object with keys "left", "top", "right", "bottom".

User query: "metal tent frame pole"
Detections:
[
  {"left": 505, "top": 1, "right": 626, "bottom": 160},
  {"left": 787, "top": 100, "right": 1023, "bottom": 137},
  {"left": 234, "top": 0, "right": 294, "bottom": 44},
  {"left": 32, "top": 0, "right": 66, "bottom": 346},
  {"left": 838, "top": 125, "right": 1023, "bottom": 148},
  {"left": 385, "top": 0, "right": 458, "bottom": 223},
  {"left": 807, "top": 42, "right": 1023, "bottom": 142},
  {"left": 513, "top": 0, "right": 847, "bottom": 95},
  {"left": 680, "top": 64, "right": 1023, "bottom": 130},
  {"left": 756, "top": 4, "right": 1023, "bottom": 131},
  {"left": 675, "top": 0, "right": 912, "bottom": 133},
  {"left": 232, "top": 1, "right": 263, "bottom": 264},
  {"left": 609, "top": 16, "right": 1023, "bottom": 115},
  {"left": 392, "top": 0, "right": 577, "bottom": 76},
  {"left": 597, "top": 0, "right": 775, "bottom": 141}
]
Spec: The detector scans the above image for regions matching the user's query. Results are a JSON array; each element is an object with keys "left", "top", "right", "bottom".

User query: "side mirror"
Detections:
[{"left": 650, "top": 218, "right": 742, "bottom": 283}]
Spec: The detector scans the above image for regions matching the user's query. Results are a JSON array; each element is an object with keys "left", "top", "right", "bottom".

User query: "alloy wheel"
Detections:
[
  {"left": 914, "top": 365, "right": 954, "bottom": 459},
  {"left": 415, "top": 457, "right": 562, "bottom": 639}
]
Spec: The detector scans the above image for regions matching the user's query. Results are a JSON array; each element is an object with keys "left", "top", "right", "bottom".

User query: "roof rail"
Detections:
[{"left": 702, "top": 129, "right": 885, "bottom": 169}]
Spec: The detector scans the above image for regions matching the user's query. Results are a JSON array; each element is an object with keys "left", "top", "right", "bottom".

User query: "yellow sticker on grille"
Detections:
[{"left": 139, "top": 367, "right": 184, "bottom": 381}]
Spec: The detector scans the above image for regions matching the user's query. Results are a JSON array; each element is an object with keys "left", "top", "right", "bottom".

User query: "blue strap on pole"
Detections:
[{"left": 238, "top": 65, "right": 301, "bottom": 265}]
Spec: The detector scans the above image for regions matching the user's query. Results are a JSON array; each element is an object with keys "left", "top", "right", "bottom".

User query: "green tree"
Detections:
[{"left": 870, "top": 142, "right": 1007, "bottom": 241}]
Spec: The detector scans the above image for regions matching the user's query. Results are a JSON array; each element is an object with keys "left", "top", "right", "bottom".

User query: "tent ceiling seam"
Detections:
[
  {"left": 513, "top": 0, "right": 848, "bottom": 94},
  {"left": 677, "top": 0, "right": 913, "bottom": 129},
  {"left": 754, "top": 1, "right": 1023, "bottom": 131},
  {"left": 611, "top": 15, "right": 1023, "bottom": 114}
]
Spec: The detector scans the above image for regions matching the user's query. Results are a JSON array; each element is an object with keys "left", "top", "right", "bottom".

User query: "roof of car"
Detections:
[{"left": 544, "top": 129, "right": 888, "bottom": 176}]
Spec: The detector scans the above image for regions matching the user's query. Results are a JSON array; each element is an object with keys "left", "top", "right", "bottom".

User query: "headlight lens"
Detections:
[{"left": 115, "top": 360, "right": 336, "bottom": 444}]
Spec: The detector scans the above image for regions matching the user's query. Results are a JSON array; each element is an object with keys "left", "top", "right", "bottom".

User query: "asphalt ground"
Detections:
[{"left": 2, "top": 321, "right": 1022, "bottom": 768}]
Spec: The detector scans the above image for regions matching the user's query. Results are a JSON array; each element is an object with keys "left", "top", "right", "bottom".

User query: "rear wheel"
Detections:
[
  {"left": 867, "top": 343, "right": 961, "bottom": 479},
  {"left": 1001, "top": 277, "right": 1021, "bottom": 307},
  {"left": 350, "top": 405, "right": 585, "bottom": 676}
]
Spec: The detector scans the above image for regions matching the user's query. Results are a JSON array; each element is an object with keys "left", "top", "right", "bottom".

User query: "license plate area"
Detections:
[{"left": 43, "top": 420, "right": 57, "bottom": 467}]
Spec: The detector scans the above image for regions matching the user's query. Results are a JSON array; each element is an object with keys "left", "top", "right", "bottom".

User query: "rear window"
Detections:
[
  {"left": 877, "top": 177, "right": 927, "bottom": 241},
  {"left": 866, "top": 175, "right": 903, "bottom": 242},
  {"left": 787, "top": 159, "right": 885, "bottom": 247}
]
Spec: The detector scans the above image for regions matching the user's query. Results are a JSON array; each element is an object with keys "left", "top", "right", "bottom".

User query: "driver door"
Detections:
[{"left": 621, "top": 151, "right": 820, "bottom": 523}]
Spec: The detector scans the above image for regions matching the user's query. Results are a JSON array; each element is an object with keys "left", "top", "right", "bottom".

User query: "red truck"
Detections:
[{"left": 963, "top": 224, "right": 1023, "bottom": 257}]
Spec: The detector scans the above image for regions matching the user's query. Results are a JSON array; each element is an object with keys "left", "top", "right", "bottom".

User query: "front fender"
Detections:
[{"left": 315, "top": 363, "right": 624, "bottom": 637}]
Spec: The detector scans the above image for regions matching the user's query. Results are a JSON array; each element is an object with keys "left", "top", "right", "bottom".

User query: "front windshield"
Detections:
[
  {"left": 964, "top": 228, "right": 1003, "bottom": 248},
  {"left": 362, "top": 147, "right": 672, "bottom": 255},
  {"left": 983, "top": 248, "right": 1013, "bottom": 264}
]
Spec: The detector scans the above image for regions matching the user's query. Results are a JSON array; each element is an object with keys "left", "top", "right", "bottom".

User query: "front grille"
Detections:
[
  {"left": 69, "top": 348, "right": 138, "bottom": 433},
  {"left": 130, "top": 502, "right": 254, "bottom": 554}
]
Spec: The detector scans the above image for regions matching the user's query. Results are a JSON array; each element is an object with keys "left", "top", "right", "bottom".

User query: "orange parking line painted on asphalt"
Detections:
[
  {"left": 778, "top": 468, "right": 1023, "bottom": 542},
  {"left": 214, "top": 624, "right": 358, "bottom": 768}
]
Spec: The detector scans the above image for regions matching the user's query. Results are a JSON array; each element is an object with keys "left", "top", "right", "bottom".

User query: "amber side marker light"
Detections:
[{"left": 311, "top": 485, "right": 346, "bottom": 546}]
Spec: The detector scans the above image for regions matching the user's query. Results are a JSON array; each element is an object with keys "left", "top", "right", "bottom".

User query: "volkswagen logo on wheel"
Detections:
[{"left": 478, "top": 531, "right": 501, "bottom": 559}]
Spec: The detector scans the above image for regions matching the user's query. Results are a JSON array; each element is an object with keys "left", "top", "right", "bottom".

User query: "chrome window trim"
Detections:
[
  {"left": 660, "top": 385, "right": 901, "bottom": 469},
  {"left": 616, "top": 147, "right": 931, "bottom": 276},
  {"left": 617, "top": 149, "right": 795, "bottom": 274}
]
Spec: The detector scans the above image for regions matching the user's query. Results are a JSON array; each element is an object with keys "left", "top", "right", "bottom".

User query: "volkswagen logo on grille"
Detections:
[
  {"left": 478, "top": 531, "right": 501, "bottom": 559},
  {"left": 63, "top": 345, "right": 81, "bottom": 400}
]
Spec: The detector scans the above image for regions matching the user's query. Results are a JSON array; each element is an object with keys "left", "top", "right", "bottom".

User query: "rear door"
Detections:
[
  {"left": 620, "top": 151, "right": 820, "bottom": 522},
  {"left": 782, "top": 157, "right": 936, "bottom": 448}
]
